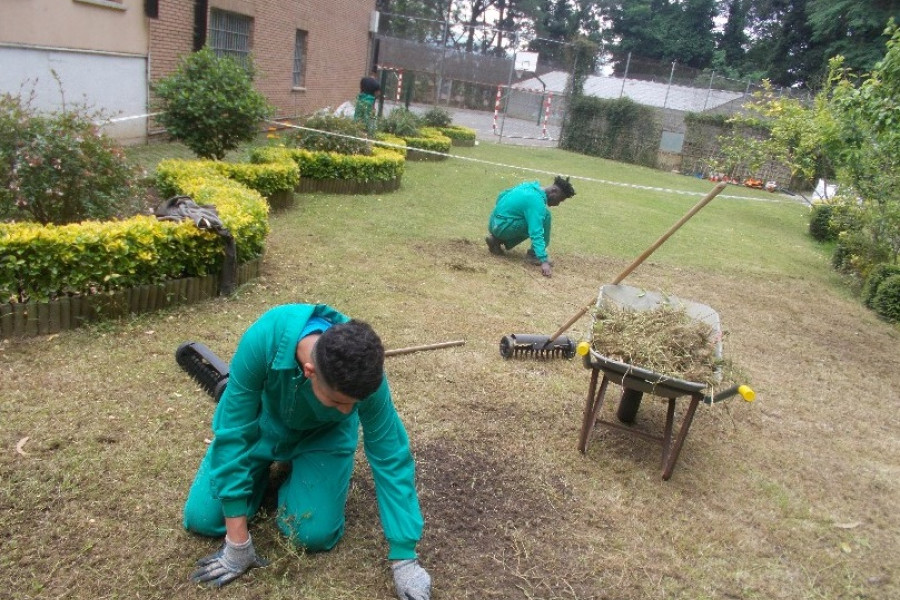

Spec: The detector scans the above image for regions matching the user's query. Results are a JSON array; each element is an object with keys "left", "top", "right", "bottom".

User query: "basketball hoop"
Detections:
[{"left": 513, "top": 51, "right": 539, "bottom": 77}]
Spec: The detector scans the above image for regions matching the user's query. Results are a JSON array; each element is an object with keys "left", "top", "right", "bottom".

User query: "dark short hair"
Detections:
[
  {"left": 553, "top": 175, "right": 576, "bottom": 199},
  {"left": 313, "top": 320, "right": 385, "bottom": 399}
]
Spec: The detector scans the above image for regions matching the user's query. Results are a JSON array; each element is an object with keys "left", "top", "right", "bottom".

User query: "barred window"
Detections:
[
  {"left": 209, "top": 9, "right": 252, "bottom": 66},
  {"left": 293, "top": 30, "right": 308, "bottom": 88}
]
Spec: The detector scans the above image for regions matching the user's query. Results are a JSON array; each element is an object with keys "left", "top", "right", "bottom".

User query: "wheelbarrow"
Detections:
[{"left": 576, "top": 283, "right": 753, "bottom": 480}]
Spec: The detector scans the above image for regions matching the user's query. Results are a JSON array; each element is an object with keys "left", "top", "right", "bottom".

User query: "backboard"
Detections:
[{"left": 514, "top": 52, "right": 539, "bottom": 76}]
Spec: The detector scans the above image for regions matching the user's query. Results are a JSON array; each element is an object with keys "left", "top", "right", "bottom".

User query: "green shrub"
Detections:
[
  {"left": 832, "top": 228, "right": 891, "bottom": 278},
  {"left": 808, "top": 203, "right": 836, "bottom": 241},
  {"left": 437, "top": 125, "right": 477, "bottom": 143},
  {"left": 155, "top": 157, "right": 298, "bottom": 201},
  {"left": 287, "top": 114, "right": 371, "bottom": 155},
  {"left": 379, "top": 107, "right": 422, "bottom": 137},
  {"left": 153, "top": 47, "right": 272, "bottom": 160},
  {"left": 402, "top": 127, "right": 452, "bottom": 160},
  {"left": 871, "top": 274, "right": 900, "bottom": 322},
  {"left": 0, "top": 156, "right": 276, "bottom": 303},
  {"left": 250, "top": 146, "right": 405, "bottom": 183},
  {"left": 862, "top": 263, "right": 900, "bottom": 308},
  {"left": 0, "top": 94, "right": 27, "bottom": 210},
  {"left": 422, "top": 106, "right": 453, "bottom": 128},
  {"left": 0, "top": 93, "right": 143, "bottom": 225},
  {"left": 374, "top": 133, "right": 408, "bottom": 158}
]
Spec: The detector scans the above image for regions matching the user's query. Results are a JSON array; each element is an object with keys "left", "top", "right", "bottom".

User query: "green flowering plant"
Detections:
[{"left": 0, "top": 92, "right": 143, "bottom": 225}]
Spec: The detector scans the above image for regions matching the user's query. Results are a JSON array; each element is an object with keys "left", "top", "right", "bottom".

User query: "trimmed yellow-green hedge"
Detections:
[
  {"left": 437, "top": 125, "right": 477, "bottom": 146},
  {"left": 249, "top": 144, "right": 406, "bottom": 184},
  {"left": 155, "top": 156, "right": 299, "bottom": 200},
  {"left": 402, "top": 127, "right": 452, "bottom": 160},
  {"left": 1, "top": 159, "right": 275, "bottom": 303}
]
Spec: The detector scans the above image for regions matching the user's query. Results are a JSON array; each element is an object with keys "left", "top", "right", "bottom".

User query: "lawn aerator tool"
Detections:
[
  {"left": 499, "top": 333, "right": 576, "bottom": 359},
  {"left": 175, "top": 341, "right": 230, "bottom": 402},
  {"left": 175, "top": 339, "right": 465, "bottom": 402}
]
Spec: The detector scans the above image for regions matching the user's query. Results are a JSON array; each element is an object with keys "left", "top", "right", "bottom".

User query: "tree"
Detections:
[
  {"left": 606, "top": 0, "right": 718, "bottom": 71},
  {"left": 717, "top": 0, "right": 750, "bottom": 70},
  {"left": 826, "top": 22, "right": 900, "bottom": 270},
  {"left": 528, "top": 0, "right": 604, "bottom": 66},
  {"left": 807, "top": 0, "right": 900, "bottom": 78},
  {"left": 375, "top": 0, "right": 447, "bottom": 44},
  {"left": 153, "top": 47, "right": 272, "bottom": 160}
]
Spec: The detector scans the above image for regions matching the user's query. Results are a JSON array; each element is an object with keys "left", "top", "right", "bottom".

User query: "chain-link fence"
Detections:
[{"left": 373, "top": 11, "right": 807, "bottom": 179}]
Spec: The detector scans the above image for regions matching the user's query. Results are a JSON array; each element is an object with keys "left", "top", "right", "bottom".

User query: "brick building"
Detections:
[
  {"left": 148, "top": 0, "right": 378, "bottom": 125},
  {"left": 1, "top": 0, "right": 377, "bottom": 142}
]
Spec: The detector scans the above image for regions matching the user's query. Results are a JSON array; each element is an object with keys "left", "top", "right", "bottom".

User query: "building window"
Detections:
[
  {"left": 293, "top": 30, "right": 308, "bottom": 88},
  {"left": 209, "top": 9, "right": 252, "bottom": 65}
]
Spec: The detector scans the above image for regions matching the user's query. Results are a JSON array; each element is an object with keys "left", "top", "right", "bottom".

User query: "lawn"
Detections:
[{"left": 1, "top": 140, "right": 898, "bottom": 600}]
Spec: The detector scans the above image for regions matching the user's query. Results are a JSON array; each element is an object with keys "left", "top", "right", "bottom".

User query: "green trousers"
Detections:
[
  {"left": 488, "top": 214, "right": 552, "bottom": 253},
  {"left": 183, "top": 417, "right": 358, "bottom": 551}
]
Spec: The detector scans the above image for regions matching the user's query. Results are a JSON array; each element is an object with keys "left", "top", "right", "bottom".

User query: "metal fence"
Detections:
[{"left": 373, "top": 11, "right": 808, "bottom": 177}]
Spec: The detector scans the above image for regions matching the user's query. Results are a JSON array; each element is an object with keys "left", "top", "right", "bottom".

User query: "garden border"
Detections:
[
  {"left": 0, "top": 258, "right": 262, "bottom": 339},
  {"left": 296, "top": 177, "right": 402, "bottom": 194}
]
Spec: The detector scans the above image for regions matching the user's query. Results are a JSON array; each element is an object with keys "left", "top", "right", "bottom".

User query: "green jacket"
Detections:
[
  {"left": 488, "top": 181, "right": 551, "bottom": 262},
  {"left": 209, "top": 303, "right": 423, "bottom": 558}
]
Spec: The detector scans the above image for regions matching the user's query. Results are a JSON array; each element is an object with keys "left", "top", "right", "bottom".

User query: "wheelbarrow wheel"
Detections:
[{"left": 617, "top": 388, "right": 643, "bottom": 424}]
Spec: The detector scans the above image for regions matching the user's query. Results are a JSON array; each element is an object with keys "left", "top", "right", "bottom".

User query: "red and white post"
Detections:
[
  {"left": 492, "top": 85, "right": 503, "bottom": 134},
  {"left": 541, "top": 92, "right": 553, "bottom": 139},
  {"left": 396, "top": 70, "right": 403, "bottom": 102}
]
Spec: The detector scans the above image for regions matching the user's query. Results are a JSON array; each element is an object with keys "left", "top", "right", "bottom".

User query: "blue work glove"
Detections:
[
  {"left": 190, "top": 535, "right": 268, "bottom": 588},
  {"left": 391, "top": 559, "right": 432, "bottom": 600}
]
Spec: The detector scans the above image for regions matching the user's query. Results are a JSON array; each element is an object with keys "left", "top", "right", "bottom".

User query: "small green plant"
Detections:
[
  {"left": 153, "top": 47, "right": 272, "bottom": 160},
  {"left": 0, "top": 92, "right": 143, "bottom": 225},
  {"left": 378, "top": 107, "right": 422, "bottom": 137},
  {"left": 861, "top": 262, "right": 900, "bottom": 308},
  {"left": 288, "top": 114, "right": 372, "bottom": 155},
  {"left": 871, "top": 274, "right": 900, "bottom": 322},
  {"left": 421, "top": 106, "right": 453, "bottom": 128},
  {"left": 808, "top": 203, "right": 837, "bottom": 242}
]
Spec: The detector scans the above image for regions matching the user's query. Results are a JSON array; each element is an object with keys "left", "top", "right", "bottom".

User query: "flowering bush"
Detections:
[{"left": 0, "top": 93, "right": 144, "bottom": 225}]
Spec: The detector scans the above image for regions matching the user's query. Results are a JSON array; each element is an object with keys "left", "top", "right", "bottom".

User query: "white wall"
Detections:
[{"left": 0, "top": 46, "right": 148, "bottom": 143}]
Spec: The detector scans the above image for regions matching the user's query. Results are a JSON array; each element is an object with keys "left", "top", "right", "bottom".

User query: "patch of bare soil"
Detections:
[{"left": 414, "top": 436, "right": 596, "bottom": 599}]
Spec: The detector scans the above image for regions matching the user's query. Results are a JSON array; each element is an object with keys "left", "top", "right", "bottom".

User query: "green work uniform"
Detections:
[
  {"left": 487, "top": 181, "right": 552, "bottom": 263},
  {"left": 354, "top": 92, "right": 377, "bottom": 135},
  {"left": 183, "top": 304, "right": 423, "bottom": 560}
]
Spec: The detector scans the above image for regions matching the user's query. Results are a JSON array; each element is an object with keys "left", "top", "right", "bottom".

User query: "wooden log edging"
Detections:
[
  {"left": 0, "top": 258, "right": 262, "bottom": 339},
  {"left": 296, "top": 177, "right": 402, "bottom": 195}
]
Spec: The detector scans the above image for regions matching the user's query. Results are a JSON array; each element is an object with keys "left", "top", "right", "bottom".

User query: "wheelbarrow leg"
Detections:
[
  {"left": 661, "top": 393, "right": 701, "bottom": 480},
  {"left": 578, "top": 368, "right": 610, "bottom": 454}
]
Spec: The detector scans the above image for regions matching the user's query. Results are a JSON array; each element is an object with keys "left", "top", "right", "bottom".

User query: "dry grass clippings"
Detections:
[{"left": 591, "top": 304, "right": 721, "bottom": 385}]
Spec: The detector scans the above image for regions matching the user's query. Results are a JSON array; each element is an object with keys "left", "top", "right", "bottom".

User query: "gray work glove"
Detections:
[
  {"left": 391, "top": 559, "right": 432, "bottom": 600},
  {"left": 190, "top": 535, "right": 268, "bottom": 588}
]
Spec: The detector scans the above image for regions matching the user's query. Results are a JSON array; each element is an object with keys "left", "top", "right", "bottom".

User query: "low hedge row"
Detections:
[
  {"left": 250, "top": 144, "right": 406, "bottom": 183},
  {"left": 402, "top": 127, "right": 452, "bottom": 160},
  {"left": 1, "top": 159, "right": 275, "bottom": 303},
  {"left": 437, "top": 125, "right": 477, "bottom": 145}
]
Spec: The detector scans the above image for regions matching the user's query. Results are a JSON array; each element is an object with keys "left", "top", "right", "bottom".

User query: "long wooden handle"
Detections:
[
  {"left": 384, "top": 340, "right": 465, "bottom": 357},
  {"left": 544, "top": 181, "right": 728, "bottom": 344}
]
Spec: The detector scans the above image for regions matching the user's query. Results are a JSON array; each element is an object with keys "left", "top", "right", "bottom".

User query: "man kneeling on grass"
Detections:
[
  {"left": 485, "top": 175, "right": 576, "bottom": 278},
  {"left": 183, "top": 304, "right": 431, "bottom": 600}
]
